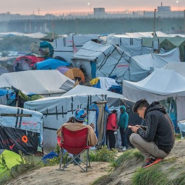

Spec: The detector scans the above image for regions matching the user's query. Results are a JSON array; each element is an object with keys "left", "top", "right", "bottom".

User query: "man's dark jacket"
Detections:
[{"left": 137, "top": 102, "right": 175, "bottom": 154}]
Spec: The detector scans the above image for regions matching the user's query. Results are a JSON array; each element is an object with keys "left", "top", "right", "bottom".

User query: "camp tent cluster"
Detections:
[{"left": 0, "top": 31, "right": 185, "bottom": 155}]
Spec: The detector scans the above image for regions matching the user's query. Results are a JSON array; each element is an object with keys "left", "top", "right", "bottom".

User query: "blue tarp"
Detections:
[{"left": 36, "top": 58, "right": 70, "bottom": 70}]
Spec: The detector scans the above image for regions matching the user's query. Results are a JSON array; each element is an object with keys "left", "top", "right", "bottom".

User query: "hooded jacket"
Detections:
[
  {"left": 137, "top": 102, "right": 175, "bottom": 154},
  {"left": 118, "top": 105, "right": 128, "bottom": 129},
  {"left": 106, "top": 113, "right": 117, "bottom": 131}
]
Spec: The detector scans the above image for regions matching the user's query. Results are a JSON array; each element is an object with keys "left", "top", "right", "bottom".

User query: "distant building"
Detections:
[
  {"left": 157, "top": 4, "right": 171, "bottom": 13},
  {"left": 94, "top": 8, "right": 106, "bottom": 16}
]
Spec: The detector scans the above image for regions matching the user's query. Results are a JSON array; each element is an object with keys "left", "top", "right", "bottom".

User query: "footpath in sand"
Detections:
[{"left": 6, "top": 162, "right": 110, "bottom": 185}]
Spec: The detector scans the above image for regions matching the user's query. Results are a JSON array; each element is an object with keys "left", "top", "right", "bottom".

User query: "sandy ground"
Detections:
[{"left": 6, "top": 162, "right": 110, "bottom": 185}]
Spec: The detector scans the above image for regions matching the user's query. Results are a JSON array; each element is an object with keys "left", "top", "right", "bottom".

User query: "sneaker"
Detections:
[
  {"left": 143, "top": 158, "right": 162, "bottom": 168},
  {"left": 122, "top": 147, "right": 127, "bottom": 151}
]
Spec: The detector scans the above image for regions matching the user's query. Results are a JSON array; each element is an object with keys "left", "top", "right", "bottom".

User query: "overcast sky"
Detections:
[{"left": 1, "top": 0, "right": 185, "bottom": 14}]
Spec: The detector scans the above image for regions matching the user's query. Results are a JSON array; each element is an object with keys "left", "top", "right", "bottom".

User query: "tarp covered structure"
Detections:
[
  {"left": 123, "top": 69, "right": 185, "bottom": 121},
  {"left": 63, "top": 85, "right": 125, "bottom": 107},
  {"left": 53, "top": 34, "right": 100, "bottom": 63},
  {"left": 159, "top": 37, "right": 185, "bottom": 61},
  {"left": 124, "top": 48, "right": 180, "bottom": 82},
  {"left": 73, "top": 41, "right": 130, "bottom": 82},
  {"left": 0, "top": 105, "right": 43, "bottom": 154},
  {"left": 106, "top": 34, "right": 152, "bottom": 56},
  {"left": 24, "top": 94, "right": 107, "bottom": 151},
  {"left": 0, "top": 70, "right": 74, "bottom": 96},
  {"left": 164, "top": 63, "right": 185, "bottom": 77},
  {"left": 35, "top": 58, "right": 70, "bottom": 70}
]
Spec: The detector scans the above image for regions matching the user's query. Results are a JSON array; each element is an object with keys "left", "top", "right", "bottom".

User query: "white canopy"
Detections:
[
  {"left": 164, "top": 63, "right": 185, "bottom": 77},
  {"left": 63, "top": 85, "right": 125, "bottom": 100},
  {"left": 123, "top": 69, "right": 185, "bottom": 121},
  {"left": 0, "top": 70, "right": 74, "bottom": 95},
  {"left": 132, "top": 48, "right": 180, "bottom": 71},
  {"left": 124, "top": 48, "right": 180, "bottom": 82}
]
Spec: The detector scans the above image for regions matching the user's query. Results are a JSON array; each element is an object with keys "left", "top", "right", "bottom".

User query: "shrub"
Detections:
[
  {"left": 112, "top": 149, "right": 144, "bottom": 168},
  {"left": 132, "top": 165, "right": 171, "bottom": 185},
  {"left": 89, "top": 146, "right": 117, "bottom": 162}
]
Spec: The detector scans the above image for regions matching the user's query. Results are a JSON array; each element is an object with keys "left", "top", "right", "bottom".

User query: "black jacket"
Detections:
[{"left": 137, "top": 102, "right": 175, "bottom": 154}]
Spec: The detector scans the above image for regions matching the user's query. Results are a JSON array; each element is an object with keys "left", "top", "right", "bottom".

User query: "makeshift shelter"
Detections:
[
  {"left": 57, "top": 67, "right": 85, "bottom": 83},
  {"left": 14, "top": 55, "right": 44, "bottom": 72},
  {"left": 0, "top": 70, "right": 74, "bottom": 96},
  {"left": 35, "top": 58, "right": 70, "bottom": 70},
  {"left": 0, "top": 105, "right": 43, "bottom": 154},
  {"left": 124, "top": 48, "right": 180, "bottom": 82},
  {"left": 24, "top": 94, "right": 107, "bottom": 151},
  {"left": 106, "top": 34, "right": 152, "bottom": 56},
  {"left": 90, "top": 77, "right": 120, "bottom": 92},
  {"left": 53, "top": 34, "right": 100, "bottom": 63},
  {"left": 159, "top": 37, "right": 185, "bottom": 61},
  {"left": 123, "top": 69, "right": 185, "bottom": 122},
  {"left": 164, "top": 63, "right": 185, "bottom": 77},
  {"left": 73, "top": 41, "right": 130, "bottom": 82},
  {"left": 63, "top": 85, "right": 125, "bottom": 107},
  {"left": 0, "top": 150, "right": 22, "bottom": 183}
]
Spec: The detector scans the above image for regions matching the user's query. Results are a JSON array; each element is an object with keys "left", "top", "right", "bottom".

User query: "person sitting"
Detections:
[
  {"left": 129, "top": 99, "right": 175, "bottom": 168},
  {"left": 57, "top": 109, "right": 98, "bottom": 147},
  {"left": 106, "top": 110, "right": 118, "bottom": 149}
]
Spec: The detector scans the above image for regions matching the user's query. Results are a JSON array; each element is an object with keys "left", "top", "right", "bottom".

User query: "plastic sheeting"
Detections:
[
  {"left": 73, "top": 41, "right": 130, "bottom": 82},
  {"left": 53, "top": 34, "right": 100, "bottom": 62},
  {"left": 124, "top": 48, "right": 180, "bottom": 82},
  {"left": 0, "top": 105, "right": 43, "bottom": 136},
  {"left": 24, "top": 94, "right": 104, "bottom": 151},
  {"left": 0, "top": 70, "right": 74, "bottom": 96},
  {"left": 0, "top": 126, "right": 39, "bottom": 154},
  {"left": 36, "top": 58, "right": 70, "bottom": 70},
  {"left": 123, "top": 69, "right": 185, "bottom": 121}
]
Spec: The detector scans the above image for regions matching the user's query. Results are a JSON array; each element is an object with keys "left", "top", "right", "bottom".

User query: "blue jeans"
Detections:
[{"left": 120, "top": 128, "right": 128, "bottom": 148}]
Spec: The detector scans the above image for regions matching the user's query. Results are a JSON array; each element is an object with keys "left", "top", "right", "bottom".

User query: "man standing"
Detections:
[
  {"left": 106, "top": 110, "right": 117, "bottom": 149},
  {"left": 118, "top": 105, "right": 129, "bottom": 151},
  {"left": 129, "top": 99, "right": 175, "bottom": 168}
]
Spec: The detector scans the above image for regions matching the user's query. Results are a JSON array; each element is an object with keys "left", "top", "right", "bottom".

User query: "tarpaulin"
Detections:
[{"left": 0, "top": 126, "right": 39, "bottom": 154}]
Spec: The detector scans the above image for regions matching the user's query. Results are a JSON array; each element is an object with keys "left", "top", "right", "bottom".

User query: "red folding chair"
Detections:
[{"left": 58, "top": 127, "right": 90, "bottom": 172}]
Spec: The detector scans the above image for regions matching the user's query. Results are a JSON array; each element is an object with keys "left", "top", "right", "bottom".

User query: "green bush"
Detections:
[
  {"left": 132, "top": 165, "right": 171, "bottom": 185},
  {"left": 112, "top": 149, "right": 144, "bottom": 168},
  {"left": 89, "top": 146, "right": 117, "bottom": 162}
]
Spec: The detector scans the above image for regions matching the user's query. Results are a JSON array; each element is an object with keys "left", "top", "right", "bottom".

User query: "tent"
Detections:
[
  {"left": 35, "top": 58, "right": 70, "bottom": 70},
  {"left": 0, "top": 150, "right": 22, "bottom": 183},
  {"left": 124, "top": 48, "right": 180, "bottom": 82},
  {"left": 90, "top": 77, "right": 119, "bottom": 91},
  {"left": 53, "top": 34, "right": 101, "bottom": 63},
  {"left": 0, "top": 70, "right": 74, "bottom": 96},
  {"left": 63, "top": 85, "right": 126, "bottom": 107},
  {"left": 164, "top": 63, "right": 185, "bottom": 77},
  {"left": 123, "top": 69, "right": 185, "bottom": 122},
  {"left": 106, "top": 34, "right": 152, "bottom": 56},
  {"left": 14, "top": 56, "right": 44, "bottom": 72},
  {"left": 73, "top": 41, "right": 130, "bottom": 82},
  {"left": 159, "top": 37, "right": 185, "bottom": 61},
  {"left": 24, "top": 94, "right": 106, "bottom": 151},
  {"left": 0, "top": 105, "right": 43, "bottom": 154},
  {"left": 57, "top": 67, "right": 85, "bottom": 83}
]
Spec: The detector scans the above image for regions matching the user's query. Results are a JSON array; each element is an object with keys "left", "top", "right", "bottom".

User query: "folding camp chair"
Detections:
[{"left": 58, "top": 127, "right": 90, "bottom": 172}]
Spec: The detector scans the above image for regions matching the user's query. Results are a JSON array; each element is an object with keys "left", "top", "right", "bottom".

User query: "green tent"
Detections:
[
  {"left": 160, "top": 37, "right": 185, "bottom": 61},
  {"left": 0, "top": 150, "right": 22, "bottom": 183}
]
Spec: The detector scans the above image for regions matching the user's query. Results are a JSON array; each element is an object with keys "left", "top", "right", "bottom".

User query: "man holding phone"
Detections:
[{"left": 129, "top": 99, "right": 175, "bottom": 168}]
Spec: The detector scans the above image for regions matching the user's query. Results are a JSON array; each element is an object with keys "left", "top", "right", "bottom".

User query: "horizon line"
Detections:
[{"left": 1, "top": 7, "right": 185, "bottom": 15}]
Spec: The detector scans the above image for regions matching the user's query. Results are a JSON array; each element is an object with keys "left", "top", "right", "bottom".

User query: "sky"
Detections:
[{"left": 0, "top": 0, "right": 185, "bottom": 14}]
